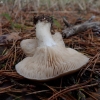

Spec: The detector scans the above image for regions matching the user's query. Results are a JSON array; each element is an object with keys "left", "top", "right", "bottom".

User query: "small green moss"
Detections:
[
  {"left": 53, "top": 18, "right": 61, "bottom": 28},
  {"left": 1, "top": 13, "right": 11, "bottom": 21}
]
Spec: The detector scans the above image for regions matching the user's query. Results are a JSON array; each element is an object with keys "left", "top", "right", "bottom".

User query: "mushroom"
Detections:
[{"left": 15, "top": 15, "right": 89, "bottom": 81}]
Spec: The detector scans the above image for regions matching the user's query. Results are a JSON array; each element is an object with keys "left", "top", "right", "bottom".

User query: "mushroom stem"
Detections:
[{"left": 36, "top": 21, "right": 56, "bottom": 47}]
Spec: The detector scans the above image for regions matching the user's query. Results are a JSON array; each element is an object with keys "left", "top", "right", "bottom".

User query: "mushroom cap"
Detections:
[
  {"left": 15, "top": 45, "right": 89, "bottom": 81},
  {"left": 20, "top": 39, "right": 37, "bottom": 56}
]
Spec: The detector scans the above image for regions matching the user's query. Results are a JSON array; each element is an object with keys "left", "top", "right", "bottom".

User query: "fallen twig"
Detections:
[{"left": 62, "top": 16, "right": 100, "bottom": 38}]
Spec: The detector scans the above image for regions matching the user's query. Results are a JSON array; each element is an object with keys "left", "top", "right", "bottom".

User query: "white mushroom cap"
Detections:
[
  {"left": 15, "top": 45, "right": 89, "bottom": 81},
  {"left": 20, "top": 39, "right": 37, "bottom": 56}
]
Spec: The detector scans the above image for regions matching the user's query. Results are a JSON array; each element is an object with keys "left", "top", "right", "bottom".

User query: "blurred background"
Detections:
[
  {"left": 0, "top": 0, "right": 100, "bottom": 32},
  {"left": 0, "top": 0, "right": 100, "bottom": 11}
]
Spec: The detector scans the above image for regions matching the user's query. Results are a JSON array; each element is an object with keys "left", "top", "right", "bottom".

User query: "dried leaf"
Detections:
[
  {"left": 0, "top": 32, "right": 21, "bottom": 43},
  {"left": 7, "top": 32, "right": 21, "bottom": 41}
]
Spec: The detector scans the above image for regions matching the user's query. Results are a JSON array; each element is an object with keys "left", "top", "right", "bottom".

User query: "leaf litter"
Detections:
[{"left": 0, "top": 1, "right": 100, "bottom": 100}]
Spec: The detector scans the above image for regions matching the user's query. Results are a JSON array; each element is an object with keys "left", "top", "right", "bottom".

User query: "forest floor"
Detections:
[{"left": 0, "top": 2, "right": 100, "bottom": 100}]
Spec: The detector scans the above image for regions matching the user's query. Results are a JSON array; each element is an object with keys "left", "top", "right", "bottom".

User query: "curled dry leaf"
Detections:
[
  {"left": 7, "top": 32, "right": 21, "bottom": 41},
  {"left": 0, "top": 32, "right": 21, "bottom": 43}
]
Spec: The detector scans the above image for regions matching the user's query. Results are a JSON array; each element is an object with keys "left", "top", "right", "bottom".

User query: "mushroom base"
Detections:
[{"left": 15, "top": 45, "right": 89, "bottom": 81}]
